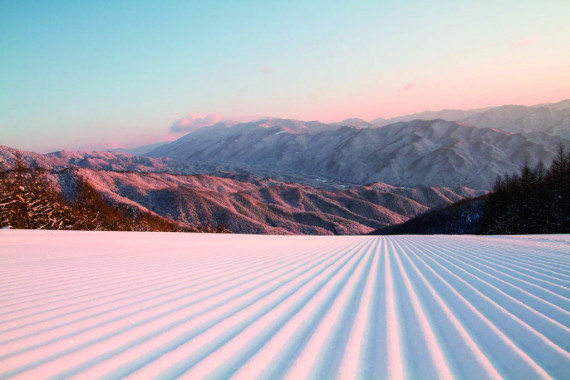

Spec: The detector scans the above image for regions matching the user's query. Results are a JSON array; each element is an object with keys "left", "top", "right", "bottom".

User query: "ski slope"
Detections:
[{"left": 0, "top": 230, "right": 569, "bottom": 379}]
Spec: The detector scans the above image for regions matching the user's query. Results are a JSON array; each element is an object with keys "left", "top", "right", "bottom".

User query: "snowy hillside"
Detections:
[
  {"left": 1, "top": 231, "right": 569, "bottom": 378},
  {"left": 149, "top": 119, "right": 567, "bottom": 190},
  {"left": 372, "top": 99, "right": 570, "bottom": 139},
  {"left": 49, "top": 168, "right": 482, "bottom": 235},
  {"left": 0, "top": 147, "right": 486, "bottom": 234}
]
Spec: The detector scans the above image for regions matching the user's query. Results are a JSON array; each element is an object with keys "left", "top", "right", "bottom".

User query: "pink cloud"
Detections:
[
  {"left": 170, "top": 113, "right": 224, "bottom": 133},
  {"left": 260, "top": 66, "right": 270, "bottom": 73},
  {"left": 513, "top": 33, "right": 537, "bottom": 48},
  {"left": 170, "top": 113, "right": 264, "bottom": 134},
  {"left": 402, "top": 82, "right": 416, "bottom": 91}
]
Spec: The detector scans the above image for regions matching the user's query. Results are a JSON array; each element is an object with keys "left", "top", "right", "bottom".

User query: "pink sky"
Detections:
[{"left": 2, "top": 1, "right": 569, "bottom": 152}]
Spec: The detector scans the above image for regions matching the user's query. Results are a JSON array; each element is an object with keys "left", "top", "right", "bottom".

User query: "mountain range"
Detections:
[
  {"left": 0, "top": 146, "right": 483, "bottom": 234},
  {"left": 54, "top": 168, "right": 483, "bottom": 235},
  {"left": 334, "top": 99, "right": 570, "bottom": 139},
  {"left": 148, "top": 118, "right": 566, "bottom": 190},
  {"left": 1, "top": 99, "right": 568, "bottom": 234},
  {"left": 370, "top": 99, "right": 570, "bottom": 139}
]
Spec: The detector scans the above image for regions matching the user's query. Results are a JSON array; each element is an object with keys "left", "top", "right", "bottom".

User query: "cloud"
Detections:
[
  {"left": 402, "top": 82, "right": 416, "bottom": 91},
  {"left": 170, "top": 113, "right": 224, "bottom": 133},
  {"left": 169, "top": 113, "right": 264, "bottom": 133},
  {"left": 513, "top": 33, "right": 537, "bottom": 48}
]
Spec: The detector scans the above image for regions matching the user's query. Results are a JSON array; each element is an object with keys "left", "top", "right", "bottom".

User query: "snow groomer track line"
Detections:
[{"left": 0, "top": 231, "right": 569, "bottom": 379}]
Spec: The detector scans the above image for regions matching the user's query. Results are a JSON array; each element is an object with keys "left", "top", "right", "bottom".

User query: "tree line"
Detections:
[
  {"left": 371, "top": 145, "right": 569, "bottom": 236},
  {"left": 479, "top": 145, "right": 570, "bottom": 234}
]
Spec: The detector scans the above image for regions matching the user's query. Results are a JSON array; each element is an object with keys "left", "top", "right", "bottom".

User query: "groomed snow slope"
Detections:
[{"left": 0, "top": 231, "right": 569, "bottom": 379}]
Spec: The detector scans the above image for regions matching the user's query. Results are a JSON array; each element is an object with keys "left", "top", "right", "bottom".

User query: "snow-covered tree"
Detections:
[{"left": 0, "top": 155, "right": 73, "bottom": 229}]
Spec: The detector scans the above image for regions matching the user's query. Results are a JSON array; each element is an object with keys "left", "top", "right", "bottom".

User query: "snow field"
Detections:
[{"left": 0, "top": 231, "right": 569, "bottom": 379}]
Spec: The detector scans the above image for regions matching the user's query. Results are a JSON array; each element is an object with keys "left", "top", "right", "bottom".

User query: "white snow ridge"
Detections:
[{"left": 0, "top": 231, "right": 569, "bottom": 379}]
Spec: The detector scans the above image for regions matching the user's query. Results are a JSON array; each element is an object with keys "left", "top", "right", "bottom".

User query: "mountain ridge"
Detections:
[
  {"left": 0, "top": 145, "right": 485, "bottom": 234},
  {"left": 371, "top": 99, "right": 570, "bottom": 139},
  {"left": 148, "top": 118, "right": 568, "bottom": 190},
  {"left": 49, "top": 167, "right": 483, "bottom": 235}
]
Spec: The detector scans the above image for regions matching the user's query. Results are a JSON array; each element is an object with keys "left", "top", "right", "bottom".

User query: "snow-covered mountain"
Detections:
[
  {"left": 3, "top": 98, "right": 567, "bottom": 233},
  {"left": 4, "top": 99, "right": 569, "bottom": 192},
  {"left": 118, "top": 100, "right": 569, "bottom": 161},
  {"left": 372, "top": 99, "right": 570, "bottom": 139},
  {"left": 113, "top": 141, "right": 170, "bottom": 156},
  {"left": 148, "top": 119, "right": 567, "bottom": 190},
  {"left": 188, "top": 118, "right": 341, "bottom": 136},
  {"left": 331, "top": 118, "right": 374, "bottom": 128},
  {"left": 1, "top": 145, "right": 484, "bottom": 234},
  {"left": 0, "top": 145, "right": 184, "bottom": 173},
  {"left": 50, "top": 167, "right": 482, "bottom": 235}
]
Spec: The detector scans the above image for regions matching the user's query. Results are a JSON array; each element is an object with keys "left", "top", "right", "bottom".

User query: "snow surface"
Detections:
[{"left": 0, "top": 230, "right": 569, "bottom": 379}]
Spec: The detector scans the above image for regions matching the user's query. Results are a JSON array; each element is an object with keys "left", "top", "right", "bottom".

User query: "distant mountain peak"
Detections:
[
  {"left": 331, "top": 118, "right": 373, "bottom": 128},
  {"left": 371, "top": 99, "right": 570, "bottom": 139},
  {"left": 146, "top": 118, "right": 568, "bottom": 191}
]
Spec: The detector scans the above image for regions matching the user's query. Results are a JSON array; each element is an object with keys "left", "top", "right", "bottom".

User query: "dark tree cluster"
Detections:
[
  {"left": 480, "top": 145, "right": 570, "bottom": 234},
  {"left": 371, "top": 145, "right": 569, "bottom": 236},
  {"left": 372, "top": 196, "right": 487, "bottom": 235},
  {"left": 0, "top": 156, "right": 185, "bottom": 232},
  {"left": 195, "top": 222, "right": 232, "bottom": 233}
]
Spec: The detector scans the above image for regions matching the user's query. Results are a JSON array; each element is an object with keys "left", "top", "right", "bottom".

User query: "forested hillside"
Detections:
[
  {"left": 479, "top": 146, "right": 570, "bottom": 234},
  {"left": 0, "top": 152, "right": 482, "bottom": 234},
  {"left": 374, "top": 146, "right": 570, "bottom": 235},
  {"left": 372, "top": 196, "right": 487, "bottom": 235},
  {"left": 0, "top": 156, "right": 186, "bottom": 232}
]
